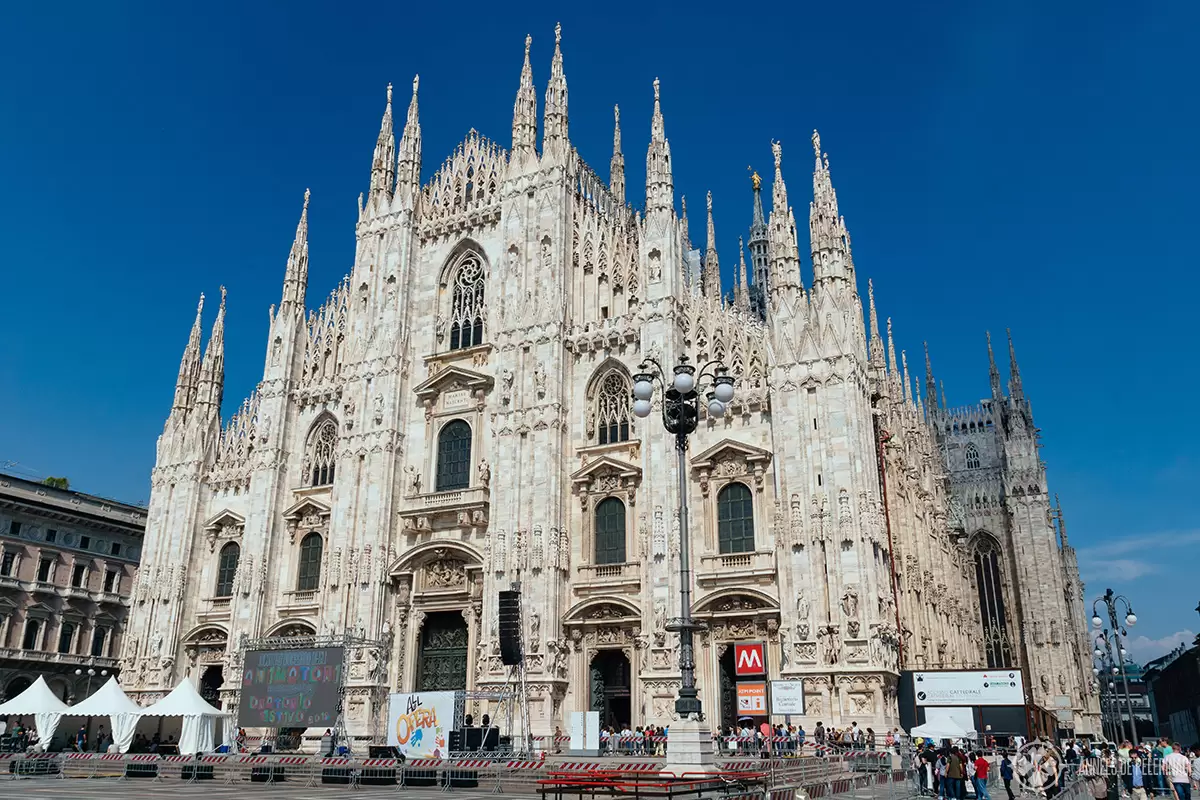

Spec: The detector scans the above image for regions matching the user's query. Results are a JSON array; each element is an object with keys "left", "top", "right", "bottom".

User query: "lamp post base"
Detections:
[{"left": 661, "top": 715, "right": 716, "bottom": 776}]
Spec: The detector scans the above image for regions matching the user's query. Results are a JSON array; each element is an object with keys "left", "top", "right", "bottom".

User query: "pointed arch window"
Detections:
[
  {"left": 594, "top": 497, "right": 627, "bottom": 565},
  {"left": 308, "top": 419, "right": 338, "bottom": 486},
  {"left": 215, "top": 542, "right": 240, "bottom": 598},
  {"left": 717, "top": 482, "right": 755, "bottom": 554},
  {"left": 297, "top": 533, "right": 323, "bottom": 592},
  {"left": 436, "top": 420, "right": 472, "bottom": 492},
  {"left": 972, "top": 534, "right": 1013, "bottom": 668},
  {"left": 965, "top": 443, "right": 981, "bottom": 470},
  {"left": 449, "top": 253, "right": 485, "bottom": 350},
  {"left": 594, "top": 371, "right": 632, "bottom": 445}
]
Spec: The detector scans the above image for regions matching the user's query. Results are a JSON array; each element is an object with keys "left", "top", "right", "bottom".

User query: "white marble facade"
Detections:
[{"left": 121, "top": 28, "right": 1098, "bottom": 738}]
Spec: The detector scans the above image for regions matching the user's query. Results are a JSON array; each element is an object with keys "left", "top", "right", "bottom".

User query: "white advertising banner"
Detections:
[
  {"left": 386, "top": 691, "right": 456, "bottom": 757},
  {"left": 914, "top": 670, "right": 1025, "bottom": 706},
  {"left": 770, "top": 680, "right": 805, "bottom": 715}
]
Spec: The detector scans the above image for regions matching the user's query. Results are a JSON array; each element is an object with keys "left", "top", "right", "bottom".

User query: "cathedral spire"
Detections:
[
  {"left": 736, "top": 237, "right": 751, "bottom": 311},
  {"left": 766, "top": 140, "right": 802, "bottom": 290},
  {"left": 281, "top": 189, "right": 310, "bottom": 312},
  {"left": 1056, "top": 494, "right": 1069, "bottom": 546},
  {"left": 703, "top": 191, "right": 721, "bottom": 298},
  {"left": 609, "top": 105, "right": 625, "bottom": 204},
  {"left": 747, "top": 167, "right": 769, "bottom": 317},
  {"left": 542, "top": 23, "right": 569, "bottom": 160},
  {"left": 680, "top": 195, "right": 690, "bottom": 249},
  {"left": 867, "top": 278, "right": 883, "bottom": 368},
  {"left": 511, "top": 34, "right": 538, "bottom": 165},
  {"left": 172, "top": 293, "right": 205, "bottom": 414},
  {"left": 924, "top": 342, "right": 938, "bottom": 410},
  {"left": 394, "top": 75, "right": 422, "bottom": 209},
  {"left": 809, "top": 129, "right": 853, "bottom": 286},
  {"left": 887, "top": 317, "right": 898, "bottom": 377},
  {"left": 197, "top": 286, "right": 226, "bottom": 414},
  {"left": 645, "top": 78, "right": 674, "bottom": 213},
  {"left": 1007, "top": 328, "right": 1025, "bottom": 402},
  {"left": 940, "top": 380, "right": 948, "bottom": 409},
  {"left": 901, "top": 350, "right": 913, "bottom": 405},
  {"left": 368, "top": 83, "right": 395, "bottom": 204},
  {"left": 986, "top": 331, "right": 1003, "bottom": 401}
]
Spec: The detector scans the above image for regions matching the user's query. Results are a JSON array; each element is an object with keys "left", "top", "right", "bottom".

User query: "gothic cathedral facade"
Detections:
[{"left": 121, "top": 29, "right": 1099, "bottom": 738}]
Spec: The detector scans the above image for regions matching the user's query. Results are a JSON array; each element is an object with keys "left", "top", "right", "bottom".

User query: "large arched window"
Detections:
[
  {"left": 972, "top": 533, "right": 1013, "bottom": 668},
  {"left": 594, "top": 498, "right": 627, "bottom": 565},
  {"left": 436, "top": 420, "right": 472, "bottom": 492},
  {"left": 215, "top": 542, "right": 240, "bottom": 597},
  {"left": 449, "top": 253, "right": 485, "bottom": 350},
  {"left": 717, "top": 482, "right": 755, "bottom": 554},
  {"left": 594, "top": 372, "right": 632, "bottom": 445},
  {"left": 308, "top": 418, "right": 338, "bottom": 486},
  {"left": 965, "top": 443, "right": 981, "bottom": 470},
  {"left": 297, "top": 532, "right": 323, "bottom": 592}
]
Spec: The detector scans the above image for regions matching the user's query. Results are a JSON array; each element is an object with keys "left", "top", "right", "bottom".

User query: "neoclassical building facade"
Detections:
[{"left": 121, "top": 28, "right": 1098, "bottom": 738}]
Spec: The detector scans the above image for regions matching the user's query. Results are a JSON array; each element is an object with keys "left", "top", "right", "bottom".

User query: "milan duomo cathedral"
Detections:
[{"left": 120, "top": 28, "right": 1099, "bottom": 739}]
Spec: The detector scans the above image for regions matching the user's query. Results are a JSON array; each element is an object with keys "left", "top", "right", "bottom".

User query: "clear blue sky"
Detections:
[{"left": 2, "top": 2, "right": 1196, "bottom": 658}]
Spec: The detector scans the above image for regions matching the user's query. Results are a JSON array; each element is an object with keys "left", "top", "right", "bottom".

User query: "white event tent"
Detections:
[
  {"left": 137, "top": 679, "right": 230, "bottom": 755},
  {"left": 66, "top": 676, "right": 143, "bottom": 753},
  {"left": 0, "top": 675, "right": 69, "bottom": 749},
  {"left": 910, "top": 707, "right": 978, "bottom": 741}
]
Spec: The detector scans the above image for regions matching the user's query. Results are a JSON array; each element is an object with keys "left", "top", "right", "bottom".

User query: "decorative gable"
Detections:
[
  {"left": 690, "top": 438, "right": 771, "bottom": 497},
  {"left": 203, "top": 509, "right": 246, "bottom": 553},
  {"left": 282, "top": 497, "right": 331, "bottom": 544},
  {"left": 413, "top": 365, "right": 493, "bottom": 419},
  {"left": 570, "top": 455, "right": 642, "bottom": 508}
]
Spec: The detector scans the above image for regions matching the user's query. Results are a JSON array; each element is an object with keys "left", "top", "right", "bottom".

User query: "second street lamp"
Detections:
[{"left": 1093, "top": 588, "right": 1139, "bottom": 746}]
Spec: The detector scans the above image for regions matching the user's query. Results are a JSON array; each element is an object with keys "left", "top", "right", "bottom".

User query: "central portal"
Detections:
[
  {"left": 416, "top": 611, "right": 469, "bottom": 691},
  {"left": 589, "top": 650, "right": 632, "bottom": 729}
]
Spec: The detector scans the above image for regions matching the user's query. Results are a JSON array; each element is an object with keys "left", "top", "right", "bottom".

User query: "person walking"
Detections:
[
  {"left": 1001, "top": 752, "right": 1016, "bottom": 800},
  {"left": 1163, "top": 744, "right": 1191, "bottom": 800},
  {"left": 975, "top": 752, "right": 993, "bottom": 800},
  {"left": 1131, "top": 751, "right": 1148, "bottom": 800},
  {"left": 946, "top": 747, "right": 966, "bottom": 800}
]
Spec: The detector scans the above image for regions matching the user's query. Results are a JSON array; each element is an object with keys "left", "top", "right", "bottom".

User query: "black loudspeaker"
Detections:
[
  {"left": 464, "top": 727, "right": 484, "bottom": 750},
  {"left": 498, "top": 590, "right": 523, "bottom": 666},
  {"left": 449, "top": 729, "right": 463, "bottom": 752}
]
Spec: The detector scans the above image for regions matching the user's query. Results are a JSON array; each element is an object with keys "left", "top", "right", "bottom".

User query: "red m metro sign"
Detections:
[{"left": 733, "top": 642, "right": 766, "bottom": 676}]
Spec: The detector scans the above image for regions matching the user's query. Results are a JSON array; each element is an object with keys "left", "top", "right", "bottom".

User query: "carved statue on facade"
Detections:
[
  {"left": 529, "top": 612, "right": 541, "bottom": 652},
  {"left": 534, "top": 361, "right": 546, "bottom": 396},
  {"left": 821, "top": 626, "right": 841, "bottom": 664},
  {"left": 477, "top": 459, "right": 491, "bottom": 487},
  {"left": 841, "top": 585, "right": 859, "bottom": 620},
  {"left": 406, "top": 465, "right": 421, "bottom": 496}
]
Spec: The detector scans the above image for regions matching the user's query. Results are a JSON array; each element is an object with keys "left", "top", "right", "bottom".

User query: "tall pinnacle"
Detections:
[
  {"left": 172, "top": 294, "right": 205, "bottom": 414},
  {"left": 395, "top": 75, "right": 422, "bottom": 208},
  {"left": 610, "top": 105, "right": 625, "bottom": 204},
  {"left": 645, "top": 78, "right": 673, "bottom": 213},
  {"left": 887, "top": 317, "right": 898, "bottom": 377},
  {"left": 924, "top": 342, "right": 938, "bottom": 410},
  {"left": 736, "top": 237, "right": 751, "bottom": 311},
  {"left": 197, "top": 286, "right": 226, "bottom": 413},
  {"left": 368, "top": 83, "right": 395, "bottom": 203},
  {"left": 809, "top": 129, "right": 853, "bottom": 285},
  {"left": 680, "top": 196, "right": 690, "bottom": 249},
  {"left": 986, "top": 331, "right": 1003, "bottom": 400},
  {"left": 1056, "top": 494, "right": 1069, "bottom": 546},
  {"left": 766, "top": 141, "right": 802, "bottom": 290},
  {"left": 543, "top": 23, "right": 568, "bottom": 158},
  {"left": 511, "top": 34, "right": 538, "bottom": 161},
  {"left": 867, "top": 278, "right": 883, "bottom": 367},
  {"left": 703, "top": 191, "right": 721, "bottom": 298},
  {"left": 901, "top": 350, "right": 912, "bottom": 404},
  {"left": 1006, "top": 328, "right": 1025, "bottom": 401},
  {"left": 281, "top": 189, "right": 310, "bottom": 311}
]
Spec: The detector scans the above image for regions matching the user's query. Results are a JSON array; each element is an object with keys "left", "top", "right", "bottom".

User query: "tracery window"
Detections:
[
  {"left": 594, "top": 372, "right": 632, "bottom": 445},
  {"left": 215, "top": 542, "right": 239, "bottom": 598},
  {"left": 972, "top": 534, "right": 1013, "bottom": 668},
  {"left": 308, "top": 419, "right": 338, "bottom": 487},
  {"left": 297, "top": 533, "right": 323, "bottom": 592},
  {"left": 594, "top": 497, "right": 627, "bottom": 565},
  {"left": 449, "top": 253, "right": 485, "bottom": 350},
  {"left": 965, "top": 443, "right": 981, "bottom": 470},
  {"left": 436, "top": 420, "right": 472, "bottom": 492},
  {"left": 717, "top": 482, "right": 755, "bottom": 554}
]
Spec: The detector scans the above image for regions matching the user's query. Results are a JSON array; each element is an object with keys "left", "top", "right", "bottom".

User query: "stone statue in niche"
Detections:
[
  {"left": 259, "top": 416, "right": 271, "bottom": 445},
  {"left": 406, "top": 465, "right": 421, "bottom": 496},
  {"left": 1041, "top": 674, "right": 1051, "bottom": 693},
  {"left": 501, "top": 369, "right": 514, "bottom": 403},
  {"left": 477, "top": 459, "right": 491, "bottom": 487},
  {"left": 796, "top": 590, "right": 811, "bottom": 622},
  {"left": 373, "top": 394, "right": 384, "bottom": 424},
  {"left": 529, "top": 612, "right": 541, "bottom": 652},
  {"left": 841, "top": 585, "right": 859, "bottom": 620},
  {"left": 821, "top": 626, "right": 841, "bottom": 664},
  {"left": 507, "top": 247, "right": 519, "bottom": 276},
  {"left": 534, "top": 361, "right": 546, "bottom": 397}
]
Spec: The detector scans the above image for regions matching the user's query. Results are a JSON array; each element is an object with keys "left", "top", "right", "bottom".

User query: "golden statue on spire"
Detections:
[{"left": 748, "top": 166, "right": 761, "bottom": 190}]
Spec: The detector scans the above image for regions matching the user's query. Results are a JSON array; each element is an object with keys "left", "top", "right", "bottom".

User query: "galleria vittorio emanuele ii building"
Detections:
[{"left": 119, "top": 27, "right": 1099, "bottom": 739}]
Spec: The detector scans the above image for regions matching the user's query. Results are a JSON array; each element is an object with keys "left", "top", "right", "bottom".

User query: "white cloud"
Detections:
[
  {"left": 1123, "top": 629, "right": 1196, "bottom": 662},
  {"left": 1075, "top": 529, "right": 1200, "bottom": 583}
]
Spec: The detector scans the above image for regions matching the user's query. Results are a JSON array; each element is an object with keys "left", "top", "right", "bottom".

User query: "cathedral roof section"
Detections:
[{"left": 418, "top": 130, "right": 507, "bottom": 232}]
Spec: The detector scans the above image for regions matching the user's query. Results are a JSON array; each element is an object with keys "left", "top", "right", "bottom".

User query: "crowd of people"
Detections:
[
  {"left": 916, "top": 744, "right": 1007, "bottom": 800},
  {"left": 1075, "top": 739, "right": 1200, "bottom": 800}
]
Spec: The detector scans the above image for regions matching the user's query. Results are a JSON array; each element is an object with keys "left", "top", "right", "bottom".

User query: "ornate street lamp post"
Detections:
[
  {"left": 632, "top": 355, "right": 734, "bottom": 725},
  {"left": 74, "top": 667, "right": 108, "bottom": 698},
  {"left": 1092, "top": 588, "right": 1138, "bottom": 745}
]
